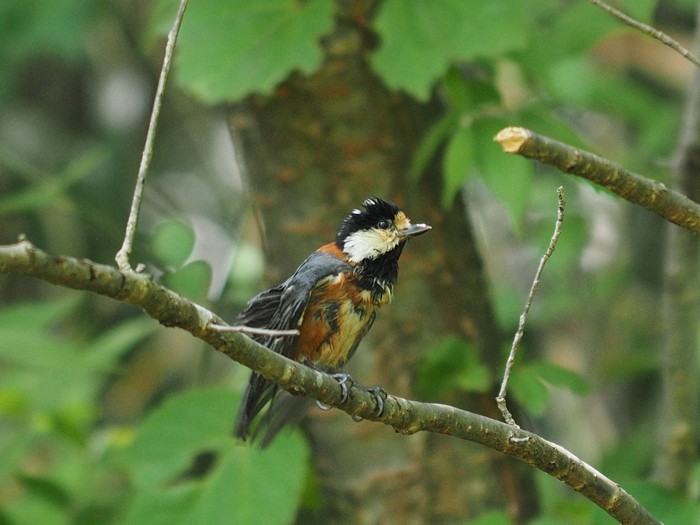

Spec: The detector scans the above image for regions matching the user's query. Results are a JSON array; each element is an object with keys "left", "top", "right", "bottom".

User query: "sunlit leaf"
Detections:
[
  {"left": 372, "top": 0, "right": 529, "bottom": 100},
  {"left": 152, "top": 0, "right": 334, "bottom": 103}
]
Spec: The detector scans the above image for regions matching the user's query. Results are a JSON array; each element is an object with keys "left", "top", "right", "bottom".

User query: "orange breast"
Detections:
[{"left": 294, "top": 272, "right": 379, "bottom": 369}]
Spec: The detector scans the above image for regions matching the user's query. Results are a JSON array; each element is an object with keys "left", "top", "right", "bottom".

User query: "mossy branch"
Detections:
[
  {"left": 495, "top": 126, "right": 700, "bottom": 235},
  {"left": 0, "top": 237, "right": 661, "bottom": 525}
]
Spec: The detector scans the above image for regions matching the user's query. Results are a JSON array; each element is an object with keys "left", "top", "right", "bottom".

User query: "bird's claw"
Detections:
[
  {"left": 331, "top": 373, "right": 354, "bottom": 404},
  {"left": 315, "top": 374, "right": 386, "bottom": 420},
  {"left": 315, "top": 373, "right": 354, "bottom": 411},
  {"left": 366, "top": 385, "right": 387, "bottom": 417},
  {"left": 350, "top": 385, "right": 386, "bottom": 422}
]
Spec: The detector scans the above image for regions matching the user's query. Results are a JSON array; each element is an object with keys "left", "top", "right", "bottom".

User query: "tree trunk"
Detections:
[{"left": 228, "top": 3, "right": 538, "bottom": 522}]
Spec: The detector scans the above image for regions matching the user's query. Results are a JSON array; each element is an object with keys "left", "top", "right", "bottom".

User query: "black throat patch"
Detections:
[{"left": 353, "top": 242, "right": 405, "bottom": 301}]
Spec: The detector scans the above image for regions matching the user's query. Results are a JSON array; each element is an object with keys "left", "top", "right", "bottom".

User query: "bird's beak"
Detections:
[{"left": 399, "top": 223, "right": 431, "bottom": 238}]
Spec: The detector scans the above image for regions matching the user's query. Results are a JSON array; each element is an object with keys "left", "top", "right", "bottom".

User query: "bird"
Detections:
[{"left": 233, "top": 197, "right": 430, "bottom": 446}]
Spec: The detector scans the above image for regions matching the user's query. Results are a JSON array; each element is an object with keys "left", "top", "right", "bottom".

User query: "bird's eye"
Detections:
[{"left": 377, "top": 219, "right": 392, "bottom": 230}]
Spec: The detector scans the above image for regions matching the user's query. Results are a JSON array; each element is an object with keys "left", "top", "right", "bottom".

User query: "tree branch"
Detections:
[
  {"left": 495, "top": 126, "right": 700, "bottom": 235},
  {"left": 653, "top": 2, "right": 700, "bottom": 490},
  {"left": 497, "top": 187, "right": 566, "bottom": 426},
  {"left": 0, "top": 237, "right": 661, "bottom": 525},
  {"left": 115, "top": 0, "right": 189, "bottom": 271},
  {"left": 587, "top": 0, "right": 700, "bottom": 68}
]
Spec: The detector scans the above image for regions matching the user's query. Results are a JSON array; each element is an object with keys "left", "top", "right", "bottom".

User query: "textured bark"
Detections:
[
  {"left": 0, "top": 239, "right": 663, "bottom": 525},
  {"left": 228, "top": 4, "right": 536, "bottom": 523},
  {"left": 653, "top": 3, "right": 700, "bottom": 489},
  {"left": 495, "top": 126, "right": 700, "bottom": 234}
]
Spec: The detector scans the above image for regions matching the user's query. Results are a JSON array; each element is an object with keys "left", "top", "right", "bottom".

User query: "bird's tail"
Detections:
[{"left": 233, "top": 372, "right": 313, "bottom": 447}]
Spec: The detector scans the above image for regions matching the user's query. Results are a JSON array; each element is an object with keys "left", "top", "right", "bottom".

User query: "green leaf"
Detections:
[
  {"left": 3, "top": 487, "right": 68, "bottom": 525},
  {"left": 86, "top": 317, "right": 157, "bottom": 371},
  {"left": 153, "top": 0, "right": 335, "bottom": 103},
  {"left": 0, "top": 145, "right": 108, "bottom": 216},
  {"left": 164, "top": 260, "right": 212, "bottom": 303},
  {"left": 416, "top": 336, "right": 490, "bottom": 399},
  {"left": 491, "top": 284, "right": 526, "bottom": 332},
  {"left": 530, "top": 361, "right": 590, "bottom": 396},
  {"left": 527, "top": 3, "right": 618, "bottom": 63},
  {"left": 615, "top": 0, "right": 659, "bottom": 23},
  {"left": 456, "top": 365, "right": 491, "bottom": 396},
  {"left": 409, "top": 112, "right": 457, "bottom": 181},
  {"left": 0, "top": 0, "right": 97, "bottom": 66},
  {"left": 185, "top": 434, "right": 308, "bottom": 525},
  {"left": 474, "top": 117, "right": 534, "bottom": 225},
  {"left": 117, "top": 387, "right": 237, "bottom": 487},
  {"left": 121, "top": 387, "right": 309, "bottom": 525},
  {"left": 470, "top": 510, "right": 513, "bottom": 525},
  {"left": 442, "top": 126, "right": 475, "bottom": 209},
  {"left": 442, "top": 67, "right": 473, "bottom": 113},
  {"left": 372, "top": 0, "right": 529, "bottom": 100},
  {"left": 510, "top": 367, "right": 549, "bottom": 416},
  {"left": 124, "top": 484, "right": 199, "bottom": 525},
  {"left": 624, "top": 480, "right": 700, "bottom": 525},
  {"left": 0, "top": 298, "right": 83, "bottom": 368},
  {"left": 124, "top": 432, "right": 308, "bottom": 525},
  {"left": 0, "top": 296, "right": 80, "bottom": 332},
  {"left": 151, "top": 220, "right": 195, "bottom": 269}
]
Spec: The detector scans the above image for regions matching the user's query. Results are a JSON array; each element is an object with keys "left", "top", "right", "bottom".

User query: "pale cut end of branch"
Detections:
[{"left": 494, "top": 126, "right": 530, "bottom": 154}]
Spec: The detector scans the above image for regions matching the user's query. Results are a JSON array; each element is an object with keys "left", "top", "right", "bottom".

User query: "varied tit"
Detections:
[{"left": 234, "top": 197, "right": 430, "bottom": 446}]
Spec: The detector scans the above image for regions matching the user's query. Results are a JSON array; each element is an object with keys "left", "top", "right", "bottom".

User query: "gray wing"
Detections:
[{"left": 233, "top": 250, "right": 350, "bottom": 443}]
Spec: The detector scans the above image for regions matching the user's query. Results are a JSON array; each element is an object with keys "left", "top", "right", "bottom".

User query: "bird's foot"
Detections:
[
  {"left": 316, "top": 372, "right": 354, "bottom": 411},
  {"left": 314, "top": 373, "right": 386, "bottom": 420},
  {"left": 351, "top": 385, "right": 387, "bottom": 421},
  {"left": 331, "top": 373, "right": 354, "bottom": 404},
  {"left": 367, "top": 385, "right": 387, "bottom": 417}
]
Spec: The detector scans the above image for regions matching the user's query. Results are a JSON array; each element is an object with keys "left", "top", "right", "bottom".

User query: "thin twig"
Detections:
[
  {"left": 588, "top": 0, "right": 700, "bottom": 69},
  {"left": 209, "top": 324, "right": 300, "bottom": 337},
  {"left": 497, "top": 187, "right": 566, "bottom": 427},
  {"left": 115, "top": 0, "right": 189, "bottom": 271}
]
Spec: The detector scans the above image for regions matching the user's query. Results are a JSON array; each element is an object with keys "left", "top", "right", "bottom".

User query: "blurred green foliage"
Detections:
[
  {"left": 116, "top": 387, "right": 309, "bottom": 525},
  {"left": 151, "top": 220, "right": 212, "bottom": 302},
  {"left": 1, "top": 0, "right": 698, "bottom": 523}
]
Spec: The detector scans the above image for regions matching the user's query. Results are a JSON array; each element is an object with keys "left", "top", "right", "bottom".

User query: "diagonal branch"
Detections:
[
  {"left": 587, "top": 0, "right": 700, "bottom": 68},
  {"left": 0, "top": 237, "right": 661, "bottom": 525},
  {"left": 495, "top": 126, "right": 700, "bottom": 234}
]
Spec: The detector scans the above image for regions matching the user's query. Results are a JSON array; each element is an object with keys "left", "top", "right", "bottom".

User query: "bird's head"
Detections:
[{"left": 336, "top": 197, "right": 431, "bottom": 264}]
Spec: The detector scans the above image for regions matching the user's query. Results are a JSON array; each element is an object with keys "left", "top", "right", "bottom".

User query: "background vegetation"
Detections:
[{"left": 1, "top": 0, "right": 699, "bottom": 523}]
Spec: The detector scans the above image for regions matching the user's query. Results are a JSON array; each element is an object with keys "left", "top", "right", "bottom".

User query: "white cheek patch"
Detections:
[{"left": 343, "top": 228, "right": 400, "bottom": 263}]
